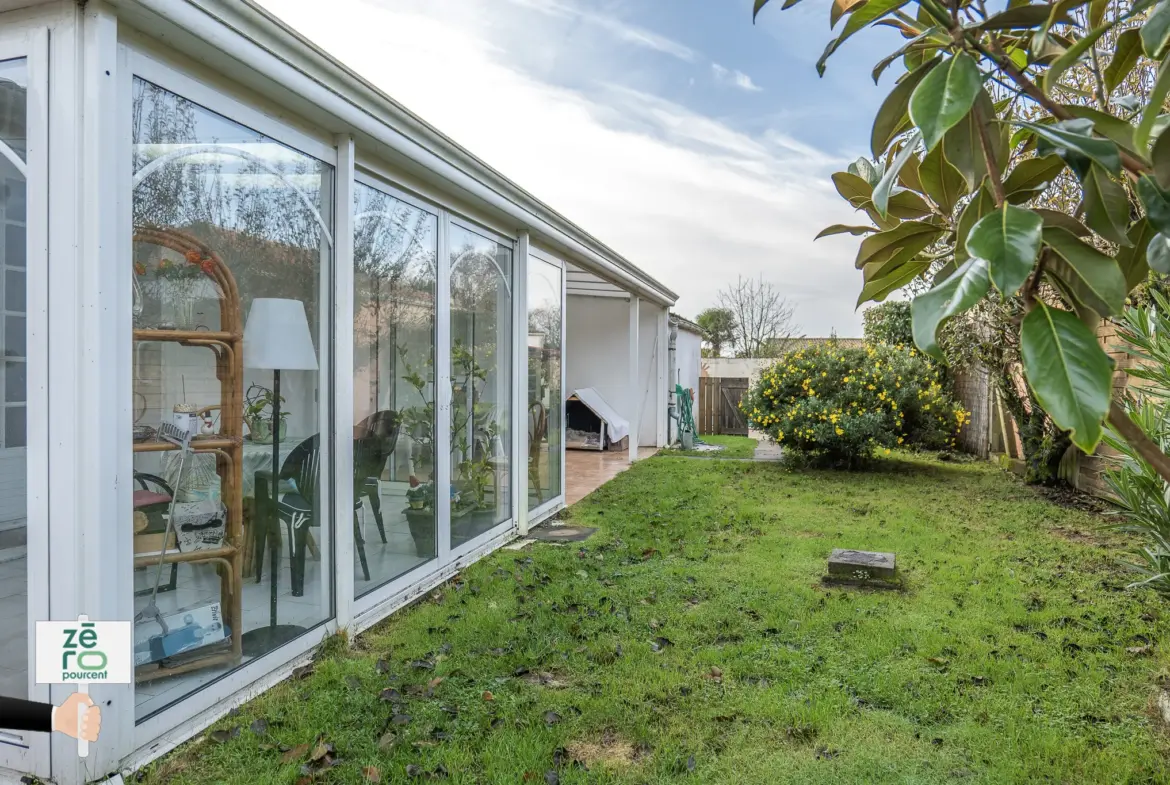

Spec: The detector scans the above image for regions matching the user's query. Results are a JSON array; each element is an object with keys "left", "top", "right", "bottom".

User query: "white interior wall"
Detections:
[{"left": 566, "top": 294, "right": 631, "bottom": 424}]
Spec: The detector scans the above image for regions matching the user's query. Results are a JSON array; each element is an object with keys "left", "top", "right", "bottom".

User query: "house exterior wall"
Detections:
[{"left": 675, "top": 327, "right": 702, "bottom": 401}]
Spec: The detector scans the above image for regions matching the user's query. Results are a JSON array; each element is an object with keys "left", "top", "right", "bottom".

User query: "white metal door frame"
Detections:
[{"left": 0, "top": 21, "right": 50, "bottom": 782}]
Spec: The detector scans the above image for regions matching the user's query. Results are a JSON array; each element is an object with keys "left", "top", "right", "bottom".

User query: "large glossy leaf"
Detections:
[
  {"left": 815, "top": 224, "right": 877, "bottom": 239},
  {"left": 919, "top": 142, "right": 968, "bottom": 214},
  {"left": 1061, "top": 104, "right": 1138, "bottom": 153},
  {"left": 977, "top": 3, "right": 1069, "bottom": 29},
  {"left": 872, "top": 29, "right": 945, "bottom": 84},
  {"left": 911, "top": 256, "right": 990, "bottom": 359},
  {"left": 1031, "top": 0, "right": 1091, "bottom": 53},
  {"left": 1089, "top": 0, "right": 1108, "bottom": 26},
  {"left": 832, "top": 171, "right": 874, "bottom": 207},
  {"left": 873, "top": 132, "right": 923, "bottom": 218},
  {"left": 753, "top": 0, "right": 773, "bottom": 20},
  {"left": 856, "top": 259, "right": 932, "bottom": 306},
  {"left": 1019, "top": 302, "right": 1112, "bottom": 453},
  {"left": 817, "top": 0, "right": 914, "bottom": 75},
  {"left": 910, "top": 52, "right": 983, "bottom": 151},
  {"left": 1118, "top": 219, "right": 1156, "bottom": 287},
  {"left": 1043, "top": 226, "right": 1128, "bottom": 315},
  {"left": 955, "top": 185, "right": 996, "bottom": 265},
  {"left": 831, "top": 0, "right": 866, "bottom": 27},
  {"left": 863, "top": 235, "right": 940, "bottom": 282},
  {"left": 1035, "top": 208, "right": 1092, "bottom": 237},
  {"left": 855, "top": 220, "right": 944, "bottom": 269},
  {"left": 967, "top": 204, "right": 1043, "bottom": 297},
  {"left": 1043, "top": 25, "right": 1110, "bottom": 96},
  {"left": 943, "top": 92, "right": 1002, "bottom": 191},
  {"left": 899, "top": 152, "right": 924, "bottom": 192},
  {"left": 1017, "top": 118, "right": 1122, "bottom": 178},
  {"left": 1104, "top": 29, "right": 1143, "bottom": 94},
  {"left": 1137, "top": 59, "right": 1170, "bottom": 152},
  {"left": 886, "top": 189, "right": 934, "bottom": 220},
  {"left": 1154, "top": 128, "right": 1170, "bottom": 188},
  {"left": 1149, "top": 232, "right": 1170, "bottom": 274},
  {"left": 1081, "top": 164, "right": 1133, "bottom": 246},
  {"left": 848, "top": 157, "right": 884, "bottom": 187},
  {"left": 1003, "top": 155, "right": 1066, "bottom": 200},
  {"left": 1138, "top": 174, "right": 1170, "bottom": 235},
  {"left": 1143, "top": 0, "right": 1170, "bottom": 58},
  {"left": 871, "top": 58, "right": 940, "bottom": 156}
]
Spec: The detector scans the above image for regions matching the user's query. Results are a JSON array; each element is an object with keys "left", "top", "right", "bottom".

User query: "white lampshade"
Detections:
[{"left": 244, "top": 298, "right": 319, "bottom": 371}]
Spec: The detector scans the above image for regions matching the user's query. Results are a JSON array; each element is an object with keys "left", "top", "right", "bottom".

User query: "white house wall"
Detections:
[{"left": 675, "top": 328, "right": 702, "bottom": 401}]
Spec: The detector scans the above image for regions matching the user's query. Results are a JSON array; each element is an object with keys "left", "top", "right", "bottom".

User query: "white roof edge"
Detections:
[{"left": 113, "top": 0, "right": 678, "bottom": 306}]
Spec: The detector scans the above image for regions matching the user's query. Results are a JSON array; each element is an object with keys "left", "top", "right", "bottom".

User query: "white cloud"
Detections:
[
  {"left": 501, "top": 0, "right": 698, "bottom": 62},
  {"left": 258, "top": 0, "right": 866, "bottom": 335},
  {"left": 711, "top": 63, "right": 763, "bottom": 92}
]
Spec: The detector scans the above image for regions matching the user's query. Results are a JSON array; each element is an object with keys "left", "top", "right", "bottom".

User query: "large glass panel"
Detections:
[
  {"left": 131, "top": 78, "right": 333, "bottom": 720},
  {"left": 527, "top": 256, "right": 562, "bottom": 508},
  {"left": 449, "top": 224, "right": 512, "bottom": 545},
  {"left": 353, "top": 182, "right": 437, "bottom": 596},
  {"left": 0, "top": 57, "right": 28, "bottom": 702}
]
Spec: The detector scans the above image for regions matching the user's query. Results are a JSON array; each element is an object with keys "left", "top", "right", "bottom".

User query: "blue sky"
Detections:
[{"left": 262, "top": 0, "right": 905, "bottom": 336}]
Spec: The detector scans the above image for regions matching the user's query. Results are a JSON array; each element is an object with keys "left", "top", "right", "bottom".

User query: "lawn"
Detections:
[
  {"left": 669, "top": 434, "right": 758, "bottom": 459},
  {"left": 143, "top": 455, "right": 1170, "bottom": 784}
]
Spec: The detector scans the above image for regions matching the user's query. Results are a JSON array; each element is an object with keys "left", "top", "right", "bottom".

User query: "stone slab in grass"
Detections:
[
  {"left": 528, "top": 524, "right": 599, "bottom": 543},
  {"left": 824, "top": 548, "right": 900, "bottom": 588}
]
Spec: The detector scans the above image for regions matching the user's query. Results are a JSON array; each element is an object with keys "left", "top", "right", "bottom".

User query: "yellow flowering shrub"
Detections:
[{"left": 740, "top": 342, "right": 968, "bottom": 468}]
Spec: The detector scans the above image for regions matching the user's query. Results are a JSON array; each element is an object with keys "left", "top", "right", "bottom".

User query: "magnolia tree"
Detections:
[{"left": 754, "top": 0, "right": 1170, "bottom": 477}]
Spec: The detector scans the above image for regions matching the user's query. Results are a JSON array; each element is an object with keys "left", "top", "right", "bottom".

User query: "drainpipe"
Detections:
[{"left": 667, "top": 318, "right": 679, "bottom": 445}]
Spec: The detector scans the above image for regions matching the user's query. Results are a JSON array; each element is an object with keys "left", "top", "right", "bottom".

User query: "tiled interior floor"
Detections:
[
  {"left": 564, "top": 446, "right": 657, "bottom": 505},
  {"left": 133, "top": 482, "right": 433, "bottom": 719}
]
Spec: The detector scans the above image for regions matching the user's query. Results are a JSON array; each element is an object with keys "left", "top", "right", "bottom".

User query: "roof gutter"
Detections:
[{"left": 115, "top": 0, "right": 678, "bottom": 307}]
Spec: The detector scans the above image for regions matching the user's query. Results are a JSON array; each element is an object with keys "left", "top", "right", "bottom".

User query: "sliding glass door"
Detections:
[
  {"left": 352, "top": 180, "right": 437, "bottom": 597},
  {"left": 448, "top": 222, "right": 512, "bottom": 548},
  {"left": 526, "top": 254, "right": 563, "bottom": 514}
]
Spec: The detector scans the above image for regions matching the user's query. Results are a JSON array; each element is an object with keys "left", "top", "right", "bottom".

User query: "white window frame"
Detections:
[
  {"left": 119, "top": 43, "right": 340, "bottom": 750},
  {"left": 525, "top": 247, "right": 567, "bottom": 527},
  {"left": 0, "top": 22, "right": 50, "bottom": 783}
]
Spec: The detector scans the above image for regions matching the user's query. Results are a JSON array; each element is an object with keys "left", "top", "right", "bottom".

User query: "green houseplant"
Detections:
[{"left": 243, "top": 383, "right": 287, "bottom": 444}]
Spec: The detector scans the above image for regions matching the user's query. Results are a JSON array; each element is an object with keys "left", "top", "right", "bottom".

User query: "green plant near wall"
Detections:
[
  {"left": 397, "top": 340, "right": 501, "bottom": 510},
  {"left": 752, "top": 0, "right": 1170, "bottom": 485},
  {"left": 1106, "top": 292, "right": 1170, "bottom": 597}
]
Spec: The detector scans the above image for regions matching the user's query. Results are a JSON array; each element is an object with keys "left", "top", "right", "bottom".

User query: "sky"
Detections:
[{"left": 259, "top": 0, "right": 904, "bottom": 337}]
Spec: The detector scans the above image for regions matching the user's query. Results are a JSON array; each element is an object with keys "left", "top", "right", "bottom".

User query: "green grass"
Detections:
[
  {"left": 668, "top": 434, "right": 758, "bottom": 459},
  {"left": 142, "top": 455, "right": 1170, "bottom": 784}
]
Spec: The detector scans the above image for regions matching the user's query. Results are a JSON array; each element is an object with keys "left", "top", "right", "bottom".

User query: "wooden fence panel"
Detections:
[{"left": 719, "top": 378, "right": 749, "bottom": 435}]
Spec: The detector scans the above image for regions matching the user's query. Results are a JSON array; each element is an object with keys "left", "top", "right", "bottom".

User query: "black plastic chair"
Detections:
[{"left": 253, "top": 412, "right": 399, "bottom": 596}]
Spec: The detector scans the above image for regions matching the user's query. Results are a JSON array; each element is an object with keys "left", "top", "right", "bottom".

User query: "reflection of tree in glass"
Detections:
[
  {"left": 130, "top": 79, "right": 330, "bottom": 330},
  {"left": 354, "top": 190, "right": 436, "bottom": 416}
]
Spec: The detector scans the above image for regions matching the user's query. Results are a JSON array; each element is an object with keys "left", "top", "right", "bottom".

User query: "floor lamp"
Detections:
[{"left": 241, "top": 298, "right": 319, "bottom": 655}]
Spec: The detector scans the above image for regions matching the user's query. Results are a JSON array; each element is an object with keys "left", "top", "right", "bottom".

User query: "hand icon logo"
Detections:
[{"left": 52, "top": 693, "right": 101, "bottom": 743}]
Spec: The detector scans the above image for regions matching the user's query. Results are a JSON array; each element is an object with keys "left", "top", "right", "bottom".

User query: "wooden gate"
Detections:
[{"left": 698, "top": 377, "right": 749, "bottom": 435}]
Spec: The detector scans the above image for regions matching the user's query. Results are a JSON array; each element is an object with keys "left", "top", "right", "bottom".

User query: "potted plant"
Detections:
[{"left": 243, "top": 383, "right": 288, "bottom": 444}]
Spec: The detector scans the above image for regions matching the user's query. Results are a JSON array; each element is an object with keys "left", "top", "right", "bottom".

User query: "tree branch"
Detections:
[
  {"left": 974, "top": 100, "right": 1006, "bottom": 206},
  {"left": 1109, "top": 401, "right": 1170, "bottom": 485}
]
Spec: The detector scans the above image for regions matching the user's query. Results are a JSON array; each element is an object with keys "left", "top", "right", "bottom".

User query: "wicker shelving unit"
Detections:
[{"left": 133, "top": 227, "right": 244, "bottom": 682}]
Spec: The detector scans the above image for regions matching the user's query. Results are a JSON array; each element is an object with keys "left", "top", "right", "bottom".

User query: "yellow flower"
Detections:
[{"left": 835, "top": 427, "right": 844, "bottom": 436}]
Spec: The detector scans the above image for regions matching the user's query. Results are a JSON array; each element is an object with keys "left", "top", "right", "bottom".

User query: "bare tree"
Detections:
[{"left": 716, "top": 275, "right": 799, "bottom": 358}]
